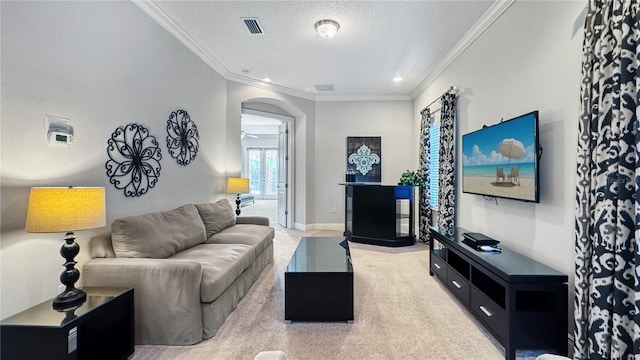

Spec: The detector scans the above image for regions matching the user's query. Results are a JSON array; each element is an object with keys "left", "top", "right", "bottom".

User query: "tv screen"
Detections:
[{"left": 462, "top": 111, "right": 540, "bottom": 203}]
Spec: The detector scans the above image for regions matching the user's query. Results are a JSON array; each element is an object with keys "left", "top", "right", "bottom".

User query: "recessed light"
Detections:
[
  {"left": 262, "top": 77, "right": 272, "bottom": 83},
  {"left": 393, "top": 76, "right": 403, "bottom": 82}
]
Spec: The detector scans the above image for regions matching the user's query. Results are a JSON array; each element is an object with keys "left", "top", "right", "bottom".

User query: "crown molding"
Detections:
[
  {"left": 132, "top": 0, "right": 316, "bottom": 101},
  {"left": 133, "top": 0, "right": 512, "bottom": 103},
  {"left": 225, "top": 73, "right": 316, "bottom": 101},
  {"left": 132, "top": 0, "right": 228, "bottom": 76},
  {"left": 410, "top": 0, "right": 515, "bottom": 99},
  {"left": 315, "top": 94, "right": 413, "bottom": 102}
]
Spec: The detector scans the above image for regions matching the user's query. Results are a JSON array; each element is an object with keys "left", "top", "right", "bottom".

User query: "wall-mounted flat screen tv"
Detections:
[{"left": 462, "top": 111, "right": 540, "bottom": 203}]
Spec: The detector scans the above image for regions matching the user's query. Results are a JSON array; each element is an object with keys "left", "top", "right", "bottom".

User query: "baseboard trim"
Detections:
[
  {"left": 293, "top": 223, "right": 343, "bottom": 232},
  {"left": 305, "top": 223, "right": 343, "bottom": 232}
]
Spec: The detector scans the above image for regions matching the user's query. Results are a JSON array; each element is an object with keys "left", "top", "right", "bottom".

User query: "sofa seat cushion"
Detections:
[
  {"left": 111, "top": 204, "right": 206, "bottom": 258},
  {"left": 205, "top": 224, "right": 275, "bottom": 257},
  {"left": 169, "top": 243, "right": 254, "bottom": 303}
]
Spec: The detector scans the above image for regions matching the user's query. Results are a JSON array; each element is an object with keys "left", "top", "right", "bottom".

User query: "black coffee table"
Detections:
[{"left": 284, "top": 237, "right": 354, "bottom": 322}]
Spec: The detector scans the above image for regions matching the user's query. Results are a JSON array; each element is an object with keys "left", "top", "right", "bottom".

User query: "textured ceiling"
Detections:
[{"left": 141, "top": 1, "right": 500, "bottom": 100}]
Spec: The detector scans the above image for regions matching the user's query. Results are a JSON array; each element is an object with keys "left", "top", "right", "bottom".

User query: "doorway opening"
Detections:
[{"left": 241, "top": 109, "right": 292, "bottom": 228}]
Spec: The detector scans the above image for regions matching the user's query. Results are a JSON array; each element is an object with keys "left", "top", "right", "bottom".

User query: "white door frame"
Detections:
[{"left": 242, "top": 108, "right": 295, "bottom": 229}]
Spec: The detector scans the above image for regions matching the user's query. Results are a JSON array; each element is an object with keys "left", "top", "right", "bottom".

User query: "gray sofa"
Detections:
[{"left": 82, "top": 199, "right": 274, "bottom": 345}]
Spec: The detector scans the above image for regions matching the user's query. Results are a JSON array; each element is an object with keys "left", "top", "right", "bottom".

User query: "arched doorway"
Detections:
[{"left": 241, "top": 98, "right": 299, "bottom": 229}]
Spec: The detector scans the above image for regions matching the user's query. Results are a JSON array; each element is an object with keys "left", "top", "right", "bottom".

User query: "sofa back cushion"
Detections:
[
  {"left": 111, "top": 204, "right": 206, "bottom": 258},
  {"left": 195, "top": 199, "right": 236, "bottom": 239},
  {"left": 90, "top": 232, "right": 117, "bottom": 258}
]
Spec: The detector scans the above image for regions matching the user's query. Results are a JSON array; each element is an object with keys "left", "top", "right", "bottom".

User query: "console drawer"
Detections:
[
  {"left": 470, "top": 288, "right": 507, "bottom": 341},
  {"left": 446, "top": 269, "right": 469, "bottom": 305},
  {"left": 430, "top": 256, "right": 447, "bottom": 280}
]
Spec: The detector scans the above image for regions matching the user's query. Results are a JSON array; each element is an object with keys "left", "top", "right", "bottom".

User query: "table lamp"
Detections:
[
  {"left": 227, "top": 177, "right": 249, "bottom": 215},
  {"left": 25, "top": 187, "right": 106, "bottom": 311}
]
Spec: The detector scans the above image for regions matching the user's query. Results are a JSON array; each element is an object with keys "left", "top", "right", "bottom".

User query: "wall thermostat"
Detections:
[
  {"left": 48, "top": 131, "right": 73, "bottom": 145},
  {"left": 44, "top": 114, "right": 73, "bottom": 146}
]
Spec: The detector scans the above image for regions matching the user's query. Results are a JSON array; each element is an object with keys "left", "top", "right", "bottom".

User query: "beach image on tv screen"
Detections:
[{"left": 462, "top": 112, "right": 537, "bottom": 201}]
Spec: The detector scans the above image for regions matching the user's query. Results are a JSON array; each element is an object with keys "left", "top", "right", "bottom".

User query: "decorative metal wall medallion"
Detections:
[
  {"left": 166, "top": 109, "right": 199, "bottom": 166},
  {"left": 105, "top": 123, "right": 162, "bottom": 197}
]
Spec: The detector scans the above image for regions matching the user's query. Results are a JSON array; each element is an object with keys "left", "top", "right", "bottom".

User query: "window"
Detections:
[{"left": 429, "top": 124, "right": 440, "bottom": 208}]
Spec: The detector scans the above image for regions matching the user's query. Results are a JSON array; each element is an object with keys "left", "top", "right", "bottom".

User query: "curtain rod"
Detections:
[{"left": 422, "top": 85, "right": 461, "bottom": 112}]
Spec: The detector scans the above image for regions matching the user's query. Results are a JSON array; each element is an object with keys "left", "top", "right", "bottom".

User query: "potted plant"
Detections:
[{"left": 398, "top": 169, "right": 426, "bottom": 187}]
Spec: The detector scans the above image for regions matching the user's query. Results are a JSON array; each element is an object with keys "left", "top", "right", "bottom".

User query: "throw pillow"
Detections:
[
  {"left": 195, "top": 199, "right": 236, "bottom": 239},
  {"left": 111, "top": 204, "right": 206, "bottom": 258}
]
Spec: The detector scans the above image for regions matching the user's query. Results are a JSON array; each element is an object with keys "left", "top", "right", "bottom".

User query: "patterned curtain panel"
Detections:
[
  {"left": 437, "top": 93, "right": 458, "bottom": 237},
  {"left": 574, "top": 1, "right": 640, "bottom": 359},
  {"left": 418, "top": 108, "right": 432, "bottom": 243}
]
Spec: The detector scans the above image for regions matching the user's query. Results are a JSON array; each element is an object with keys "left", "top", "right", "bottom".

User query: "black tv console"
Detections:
[{"left": 429, "top": 227, "right": 568, "bottom": 360}]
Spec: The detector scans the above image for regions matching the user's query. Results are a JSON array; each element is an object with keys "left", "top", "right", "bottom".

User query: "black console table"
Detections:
[
  {"left": 343, "top": 184, "right": 415, "bottom": 247},
  {"left": 429, "top": 227, "right": 568, "bottom": 360},
  {"left": 1, "top": 287, "right": 134, "bottom": 360}
]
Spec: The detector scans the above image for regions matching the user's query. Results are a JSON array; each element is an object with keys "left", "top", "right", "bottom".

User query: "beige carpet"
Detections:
[{"left": 130, "top": 201, "right": 537, "bottom": 360}]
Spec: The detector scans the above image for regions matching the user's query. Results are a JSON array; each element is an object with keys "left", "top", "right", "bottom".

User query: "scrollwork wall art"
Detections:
[
  {"left": 166, "top": 109, "right": 199, "bottom": 166},
  {"left": 105, "top": 123, "right": 162, "bottom": 197},
  {"left": 346, "top": 136, "right": 381, "bottom": 183}
]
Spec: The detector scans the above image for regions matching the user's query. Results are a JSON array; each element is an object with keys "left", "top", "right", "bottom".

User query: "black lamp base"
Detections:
[
  {"left": 53, "top": 287, "right": 86, "bottom": 311},
  {"left": 235, "top": 194, "right": 242, "bottom": 216},
  {"left": 53, "top": 231, "right": 86, "bottom": 311}
]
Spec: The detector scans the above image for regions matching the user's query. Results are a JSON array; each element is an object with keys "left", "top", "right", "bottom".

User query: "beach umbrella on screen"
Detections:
[
  {"left": 498, "top": 138, "right": 525, "bottom": 160},
  {"left": 498, "top": 138, "right": 525, "bottom": 169}
]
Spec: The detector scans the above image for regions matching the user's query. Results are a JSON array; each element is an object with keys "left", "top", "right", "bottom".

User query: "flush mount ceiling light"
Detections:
[
  {"left": 393, "top": 76, "right": 403, "bottom": 82},
  {"left": 315, "top": 19, "right": 340, "bottom": 39}
]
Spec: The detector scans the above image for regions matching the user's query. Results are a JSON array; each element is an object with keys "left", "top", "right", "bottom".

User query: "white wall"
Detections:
[
  {"left": 242, "top": 135, "right": 279, "bottom": 149},
  {"left": 0, "top": 1, "right": 228, "bottom": 318},
  {"left": 314, "top": 100, "right": 414, "bottom": 225},
  {"left": 413, "top": 0, "right": 585, "bottom": 326}
]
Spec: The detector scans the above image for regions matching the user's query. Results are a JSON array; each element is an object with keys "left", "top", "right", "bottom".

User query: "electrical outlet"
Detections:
[
  {"left": 332, "top": 207, "right": 337, "bottom": 214},
  {"left": 58, "top": 284, "right": 66, "bottom": 294}
]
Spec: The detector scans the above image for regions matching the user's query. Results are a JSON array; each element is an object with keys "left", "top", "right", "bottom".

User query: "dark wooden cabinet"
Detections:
[
  {"left": 1, "top": 287, "right": 134, "bottom": 360},
  {"left": 429, "top": 227, "right": 568, "bottom": 360},
  {"left": 343, "top": 184, "right": 415, "bottom": 247}
]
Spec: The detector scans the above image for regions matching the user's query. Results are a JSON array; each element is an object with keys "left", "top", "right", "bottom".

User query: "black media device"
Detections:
[{"left": 462, "top": 232, "right": 500, "bottom": 248}]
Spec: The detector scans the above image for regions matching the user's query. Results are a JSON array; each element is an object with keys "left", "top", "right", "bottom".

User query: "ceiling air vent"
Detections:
[
  {"left": 242, "top": 18, "right": 264, "bottom": 35},
  {"left": 315, "top": 84, "right": 335, "bottom": 92}
]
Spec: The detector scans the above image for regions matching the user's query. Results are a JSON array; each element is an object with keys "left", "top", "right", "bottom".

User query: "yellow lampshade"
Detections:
[
  {"left": 227, "top": 178, "right": 249, "bottom": 194},
  {"left": 25, "top": 187, "right": 106, "bottom": 233}
]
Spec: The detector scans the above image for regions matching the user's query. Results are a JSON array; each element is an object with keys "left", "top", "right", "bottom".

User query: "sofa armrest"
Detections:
[
  {"left": 82, "top": 258, "right": 204, "bottom": 345},
  {"left": 236, "top": 216, "right": 270, "bottom": 226}
]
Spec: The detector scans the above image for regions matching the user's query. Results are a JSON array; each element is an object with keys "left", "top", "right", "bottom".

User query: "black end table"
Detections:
[
  {"left": 1, "top": 287, "right": 134, "bottom": 360},
  {"left": 285, "top": 237, "right": 354, "bottom": 322}
]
